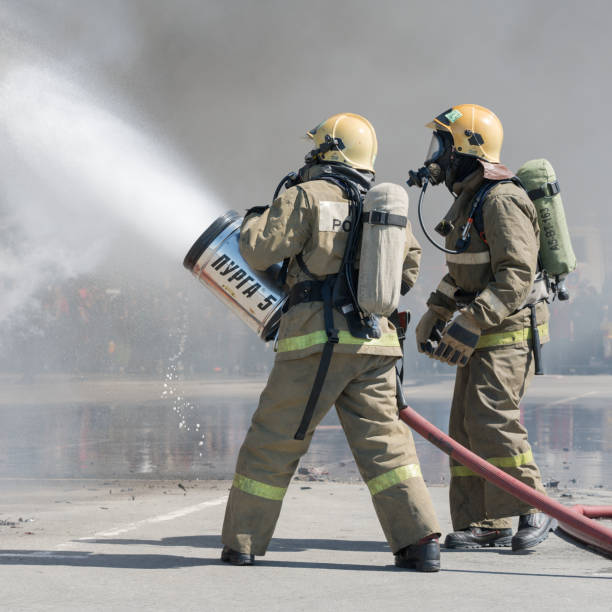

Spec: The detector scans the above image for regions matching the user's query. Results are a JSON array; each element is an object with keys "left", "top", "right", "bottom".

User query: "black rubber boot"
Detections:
[
  {"left": 444, "top": 527, "right": 513, "bottom": 549},
  {"left": 511, "top": 513, "right": 557, "bottom": 551},
  {"left": 221, "top": 546, "right": 255, "bottom": 566},
  {"left": 395, "top": 539, "right": 440, "bottom": 572}
]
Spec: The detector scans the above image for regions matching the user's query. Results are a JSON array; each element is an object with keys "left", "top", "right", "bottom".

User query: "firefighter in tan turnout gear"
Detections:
[
  {"left": 221, "top": 113, "right": 442, "bottom": 571},
  {"left": 410, "top": 104, "right": 556, "bottom": 551}
]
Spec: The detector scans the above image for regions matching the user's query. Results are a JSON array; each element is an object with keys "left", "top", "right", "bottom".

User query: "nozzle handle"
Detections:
[
  {"left": 529, "top": 304, "right": 544, "bottom": 375},
  {"left": 407, "top": 166, "right": 430, "bottom": 187}
]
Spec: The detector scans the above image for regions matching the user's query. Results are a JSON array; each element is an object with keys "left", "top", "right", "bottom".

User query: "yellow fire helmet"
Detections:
[
  {"left": 426, "top": 104, "right": 503, "bottom": 164},
  {"left": 306, "top": 113, "right": 378, "bottom": 173}
]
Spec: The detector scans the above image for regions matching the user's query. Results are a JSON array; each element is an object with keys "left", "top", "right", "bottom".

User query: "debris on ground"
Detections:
[{"left": 295, "top": 466, "right": 329, "bottom": 482}]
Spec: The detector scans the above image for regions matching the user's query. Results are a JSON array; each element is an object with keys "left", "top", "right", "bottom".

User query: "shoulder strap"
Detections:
[
  {"left": 293, "top": 275, "right": 338, "bottom": 440},
  {"left": 278, "top": 258, "right": 290, "bottom": 285},
  {"left": 295, "top": 253, "right": 317, "bottom": 279},
  {"left": 472, "top": 179, "right": 516, "bottom": 244}
]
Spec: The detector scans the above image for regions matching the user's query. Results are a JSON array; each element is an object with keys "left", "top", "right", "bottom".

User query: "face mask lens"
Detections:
[{"left": 425, "top": 132, "right": 445, "bottom": 164}]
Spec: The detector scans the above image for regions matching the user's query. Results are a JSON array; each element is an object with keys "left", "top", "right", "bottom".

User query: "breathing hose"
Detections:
[
  {"left": 416, "top": 178, "right": 465, "bottom": 255},
  {"left": 398, "top": 404, "right": 612, "bottom": 558}
]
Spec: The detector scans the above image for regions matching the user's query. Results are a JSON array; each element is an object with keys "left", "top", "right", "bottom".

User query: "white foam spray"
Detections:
[{"left": 0, "top": 63, "right": 222, "bottom": 325}]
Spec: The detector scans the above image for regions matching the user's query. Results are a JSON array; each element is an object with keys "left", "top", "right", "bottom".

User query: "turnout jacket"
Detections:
[
  {"left": 240, "top": 179, "right": 421, "bottom": 361},
  {"left": 427, "top": 165, "right": 549, "bottom": 348}
]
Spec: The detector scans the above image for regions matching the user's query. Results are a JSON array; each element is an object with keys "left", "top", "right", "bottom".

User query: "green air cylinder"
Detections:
[
  {"left": 516, "top": 159, "right": 576, "bottom": 279},
  {"left": 358, "top": 183, "right": 408, "bottom": 316}
]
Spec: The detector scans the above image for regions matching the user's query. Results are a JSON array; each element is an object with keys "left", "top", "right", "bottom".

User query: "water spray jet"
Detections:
[{"left": 0, "top": 63, "right": 223, "bottom": 325}]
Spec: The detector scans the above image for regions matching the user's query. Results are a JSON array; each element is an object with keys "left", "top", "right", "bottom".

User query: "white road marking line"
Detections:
[
  {"left": 0, "top": 552, "right": 90, "bottom": 559},
  {"left": 56, "top": 495, "right": 228, "bottom": 547},
  {"left": 80, "top": 495, "right": 229, "bottom": 538}
]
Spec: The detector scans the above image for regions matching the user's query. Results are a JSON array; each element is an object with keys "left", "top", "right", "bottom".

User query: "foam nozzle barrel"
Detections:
[
  {"left": 183, "top": 210, "right": 287, "bottom": 341},
  {"left": 183, "top": 210, "right": 241, "bottom": 271}
]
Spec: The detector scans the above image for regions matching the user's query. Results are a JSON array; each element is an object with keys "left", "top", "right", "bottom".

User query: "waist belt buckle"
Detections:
[{"left": 327, "top": 328, "right": 339, "bottom": 344}]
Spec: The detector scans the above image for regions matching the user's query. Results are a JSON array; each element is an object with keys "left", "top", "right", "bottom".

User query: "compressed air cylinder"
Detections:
[
  {"left": 358, "top": 183, "right": 408, "bottom": 316},
  {"left": 516, "top": 159, "right": 576, "bottom": 278}
]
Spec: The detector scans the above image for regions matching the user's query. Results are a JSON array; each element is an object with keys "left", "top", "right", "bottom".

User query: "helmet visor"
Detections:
[{"left": 425, "top": 132, "right": 446, "bottom": 164}]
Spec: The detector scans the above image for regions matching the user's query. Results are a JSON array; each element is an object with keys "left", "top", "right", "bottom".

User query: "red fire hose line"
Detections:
[
  {"left": 398, "top": 406, "right": 612, "bottom": 556},
  {"left": 572, "top": 506, "right": 612, "bottom": 518},
  {"left": 558, "top": 505, "right": 612, "bottom": 552}
]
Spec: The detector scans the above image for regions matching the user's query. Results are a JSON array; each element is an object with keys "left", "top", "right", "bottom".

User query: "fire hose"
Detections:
[
  {"left": 398, "top": 405, "right": 612, "bottom": 558},
  {"left": 184, "top": 212, "right": 612, "bottom": 557}
]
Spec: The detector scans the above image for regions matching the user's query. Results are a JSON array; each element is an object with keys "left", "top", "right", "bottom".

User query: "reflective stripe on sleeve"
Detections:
[
  {"left": 277, "top": 330, "right": 400, "bottom": 353},
  {"left": 450, "top": 450, "right": 535, "bottom": 477},
  {"left": 366, "top": 464, "right": 422, "bottom": 495},
  {"left": 437, "top": 279, "right": 457, "bottom": 300},
  {"left": 446, "top": 251, "right": 491, "bottom": 265},
  {"left": 477, "top": 287, "right": 510, "bottom": 319},
  {"left": 476, "top": 323, "right": 549, "bottom": 349},
  {"left": 232, "top": 474, "right": 286, "bottom": 501}
]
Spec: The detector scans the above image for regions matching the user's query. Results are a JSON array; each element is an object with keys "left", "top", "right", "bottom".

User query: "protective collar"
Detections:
[
  {"left": 298, "top": 162, "right": 374, "bottom": 196},
  {"left": 451, "top": 160, "right": 513, "bottom": 195},
  {"left": 479, "top": 160, "right": 514, "bottom": 181},
  {"left": 442, "top": 161, "right": 515, "bottom": 227}
]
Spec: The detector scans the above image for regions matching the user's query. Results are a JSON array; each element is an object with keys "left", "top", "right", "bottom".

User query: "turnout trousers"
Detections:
[
  {"left": 222, "top": 352, "right": 440, "bottom": 555},
  {"left": 449, "top": 343, "right": 546, "bottom": 530}
]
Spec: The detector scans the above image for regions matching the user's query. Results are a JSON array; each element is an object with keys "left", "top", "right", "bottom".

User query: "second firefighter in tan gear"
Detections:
[
  {"left": 413, "top": 104, "right": 555, "bottom": 550},
  {"left": 221, "top": 113, "right": 441, "bottom": 569}
]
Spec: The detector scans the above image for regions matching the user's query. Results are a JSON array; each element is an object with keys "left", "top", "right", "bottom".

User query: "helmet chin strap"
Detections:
[{"left": 304, "top": 134, "right": 346, "bottom": 165}]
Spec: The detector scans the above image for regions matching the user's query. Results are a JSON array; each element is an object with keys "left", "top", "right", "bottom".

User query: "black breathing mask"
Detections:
[
  {"left": 407, "top": 131, "right": 478, "bottom": 255},
  {"left": 407, "top": 131, "right": 453, "bottom": 188}
]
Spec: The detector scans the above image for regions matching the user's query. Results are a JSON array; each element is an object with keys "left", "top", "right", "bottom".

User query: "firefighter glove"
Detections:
[
  {"left": 433, "top": 313, "right": 481, "bottom": 366},
  {"left": 415, "top": 309, "right": 447, "bottom": 355}
]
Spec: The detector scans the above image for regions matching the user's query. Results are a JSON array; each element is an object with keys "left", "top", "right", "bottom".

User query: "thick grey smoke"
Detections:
[{"left": 1, "top": 0, "right": 610, "bottom": 377}]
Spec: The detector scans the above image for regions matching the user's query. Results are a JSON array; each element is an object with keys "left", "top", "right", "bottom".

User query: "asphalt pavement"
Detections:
[
  {"left": 2, "top": 374, "right": 612, "bottom": 610},
  {"left": 1, "top": 478, "right": 611, "bottom": 611}
]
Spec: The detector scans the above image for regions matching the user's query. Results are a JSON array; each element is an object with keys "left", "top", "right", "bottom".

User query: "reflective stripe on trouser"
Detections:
[
  {"left": 450, "top": 450, "right": 535, "bottom": 477},
  {"left": 221, "top": 352, "right": 440, "bottom": 555},
  {"left": 448, "top": 343, "right": 545, "bottom": 531}
]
